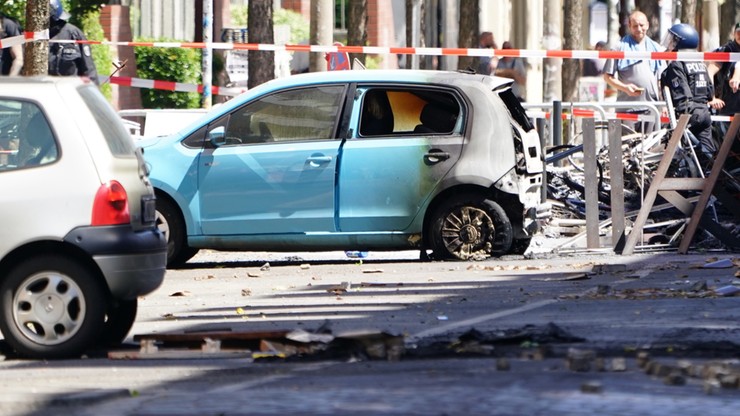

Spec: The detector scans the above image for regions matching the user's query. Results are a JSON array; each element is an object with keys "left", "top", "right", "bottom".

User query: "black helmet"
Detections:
[
  {"left": 664, "top": 23, "right": 699, "bottom": 51},
  {"left": 50, "top": 0, "right": 71, "bottom": 21}
]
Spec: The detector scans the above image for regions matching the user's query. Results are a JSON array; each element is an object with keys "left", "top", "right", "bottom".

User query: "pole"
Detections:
[
  {"left": 411, "top": 0, "right": 421, "bottom": 69},
  {"left": 202, "top": 0, "right": 213, "bottom": 109}
]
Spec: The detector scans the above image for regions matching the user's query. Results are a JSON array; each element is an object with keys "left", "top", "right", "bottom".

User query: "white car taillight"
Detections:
[{"left": 92, "top": 181, "right": 130, "bottom": 225}]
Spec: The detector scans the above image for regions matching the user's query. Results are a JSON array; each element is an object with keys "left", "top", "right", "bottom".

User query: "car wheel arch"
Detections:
[{"left": 0, "top": 241, "right": 105, "bottom": 293}]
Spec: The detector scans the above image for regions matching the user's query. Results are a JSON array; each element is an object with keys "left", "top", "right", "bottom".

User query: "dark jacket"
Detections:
[
  {"left": 713, "top": 40, "right": 740, "bottom": 115},
  {"left": 49, "top": 20, "right": 98, "bottom": 84}
]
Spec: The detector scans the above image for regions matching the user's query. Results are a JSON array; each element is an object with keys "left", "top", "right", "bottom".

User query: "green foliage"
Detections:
[
  {"left": 0, "top": 0, "right": 101, "bottom": 28},
  {"left": 274, "top": 8, "right": 309, "bottom": 44},
  {"left": 0, "top": 0, "right": 27, "bottom": 25},
  {"left": 134, "top": 38, "right": 202, "bottom": 109},
  {"left": 231, "top": 6, "right": 309, "bottom": 44},
  {"left": 79, "top": 9, "right": 112, "bottom": 99}
]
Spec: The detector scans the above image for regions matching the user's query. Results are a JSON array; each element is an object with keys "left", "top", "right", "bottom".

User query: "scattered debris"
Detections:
[
  {"left": 194, "top": 274, "right": 215, "bottom": 281},
  {"left": 567, "top": 348, "right": 596, "bottom": 372},
  {"left": 496, "top": 357, "right": 511, "bottom": 371},
  {"left": 701, "top": 258, "right": 735, "bottom": 269},
  {"left": 580, "top": 381, "right": 603, "bottom": 394},
  {"left": 260, "top": 262, "right": 271, "bottom": 271},
  {"left": 591, "top": 264, "right": 628, "bottom": 274},
  {"left": 240, "top": 288, "right": 252, "bottom": 296},
  {"left": 327, "top": 281, "right": 352, "bottom": 295},
  {"left": 714, "top": 285, "right": 740, "bottom": 297},
  {"left": 532, "top": 273, "right": 589, "bottom": 282},
  {"left": 299, "top": 264, "right": 311, "bottom": 270},
  {"left": 362, "top": 268, "right": 384, "bottom": 274},
  {"left": 169, "top": 291, "right": 191, "bottom": 297},
  {"left": 247, "top": 272, "right": 261, "bottom": 278}
]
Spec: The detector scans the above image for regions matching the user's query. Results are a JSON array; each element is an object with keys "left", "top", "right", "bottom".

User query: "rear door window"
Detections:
[
  {"left": 0, "top": 100, "right": 58, "bottom": 170},
  {"left": 358, "top": 88, "right": 461, "bottom": 137}
]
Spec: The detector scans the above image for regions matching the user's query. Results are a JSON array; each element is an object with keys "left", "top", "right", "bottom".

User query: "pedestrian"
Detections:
[
  {"left": 494, "top": 41, "right": 526, "bottom": 101},
  {"left": 707, "top": 23, "right": 740, "bottom": 131},
  {"left": 48, "top": 0, "right": 98, "bottom": 84},
  {"left": 659, "top": 23, "right": 718, "bottom": 165},
  {"left": 602, "top": 11, "right": 665, "bottom": 131},
  {"left": 582, "top": 41, "right": 606, "bottom": 77},
  {"left": 0, "top": 11, "right": 24, "bottom": 76},
  {"left": 477, "top": 31, "right": 497, "bottom": 75}
]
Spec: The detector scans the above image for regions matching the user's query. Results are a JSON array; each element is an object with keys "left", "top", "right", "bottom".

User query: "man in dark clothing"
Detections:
[
  {"left": 660, "top": 23, "right": 717, "bottom": 161},
  {"left": 48, "top": 0, "right": 99, "bottom": 84},
  {"left": 708, "top": 23, "right": 740, "bottom": 144},
  {"left": 0, "top": 13, "right": 24, "bottom": 75}
]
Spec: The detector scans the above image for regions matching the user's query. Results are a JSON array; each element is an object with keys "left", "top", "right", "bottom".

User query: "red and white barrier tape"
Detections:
[
  {"left": 527, "top": 109, "right": 732, "bottom": 123},
  {"left": 104, "top": 75, "right": 247, "bottom": 96},
  {"left": 4, "top": 31, "right": 740, "bottom": 62}
]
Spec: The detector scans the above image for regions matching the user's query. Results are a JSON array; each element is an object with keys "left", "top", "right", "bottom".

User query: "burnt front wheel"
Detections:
[{"left": 428, "top": 195, "right": 513, "bottom": 260}]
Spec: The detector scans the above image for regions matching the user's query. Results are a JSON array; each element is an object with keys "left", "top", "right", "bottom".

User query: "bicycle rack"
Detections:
[{"left": 621, "top": 114, "right": 740, "bottom": 254}]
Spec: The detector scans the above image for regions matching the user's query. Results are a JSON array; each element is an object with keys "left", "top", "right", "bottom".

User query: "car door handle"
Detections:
[
  {"left": 424, "top": 151, "right": 450, "bottom": 165},
  {"left": 306, "top": 155, "right": 332, "bottom": 167}
]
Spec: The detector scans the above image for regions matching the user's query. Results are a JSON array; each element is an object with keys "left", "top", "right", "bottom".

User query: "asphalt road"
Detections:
[{"left": 1, "top": 247, "right": 739, "bottom": 415}]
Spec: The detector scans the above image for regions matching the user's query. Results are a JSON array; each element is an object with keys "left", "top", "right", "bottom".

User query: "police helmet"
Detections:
[
  {"left": 50, "top": 0, "right": 71, "bottom": 21},
  {"left": 664, "top": 23, "right": 699, "bottom": 51}
]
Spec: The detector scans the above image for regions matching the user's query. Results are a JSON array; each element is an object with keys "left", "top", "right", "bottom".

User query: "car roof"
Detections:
[
  {"left": 0, "top": 75, "right": 88, "bottom": 87},
  {"left": 198, "top": 70, "right": 513, "bottom": 127},
  {"left": 254, "top": 69, "right": 514, "bottom": 92}
]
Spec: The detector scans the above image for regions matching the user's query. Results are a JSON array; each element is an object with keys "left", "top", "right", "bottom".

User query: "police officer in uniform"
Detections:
[
  {"left": 660, "top": 23, "right": 717, "bottom": 162},
  {"left": 48, "top": 0, "right": 98, "bottom": 84}
]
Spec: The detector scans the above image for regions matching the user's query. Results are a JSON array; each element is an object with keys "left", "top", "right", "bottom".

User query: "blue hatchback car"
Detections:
[{"left": 138, "top": 70, "right": 548, "bottom": 266}]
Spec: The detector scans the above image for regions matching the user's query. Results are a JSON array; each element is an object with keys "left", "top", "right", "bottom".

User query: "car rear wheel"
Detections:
[
  {"left": 156, "top": 197, "right": 199, "bottom": 267},
  {"left": 428, "top": 195, "right": 513, "bottom": 260},
  {"left": 0, "top": 255, "right": 106, "bottom": 359},
  {"left": 99, "top": 298, "right": 138, "bottom": 347}
]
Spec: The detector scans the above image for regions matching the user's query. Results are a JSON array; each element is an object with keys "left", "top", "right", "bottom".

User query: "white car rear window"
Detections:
[{"left": 78, "top": 85, "right": 136, "bottom": 157}]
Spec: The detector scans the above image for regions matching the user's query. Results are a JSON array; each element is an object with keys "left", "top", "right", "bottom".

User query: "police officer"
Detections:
[
  {"left": 660, "top": 23, "right": 717, "bottom": 162},
  {"left": 48, "top": 0, "right": 98, "bottom": 84}
]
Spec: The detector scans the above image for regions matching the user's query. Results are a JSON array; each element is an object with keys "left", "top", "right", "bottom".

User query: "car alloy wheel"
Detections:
[
  {"left": 0, "top": 255, "right": 106, "bottom": 358},
  {"left": 429, "top": 195, "right": 513, "bottom": 260}
]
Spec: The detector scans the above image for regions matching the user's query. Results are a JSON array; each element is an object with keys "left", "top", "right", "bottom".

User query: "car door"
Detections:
[
  {"left": 337, "top": 86, "right": 465, "bottom": 232},
  {"left": 198, "top": 85, "right": 347, "bottom": 235}
]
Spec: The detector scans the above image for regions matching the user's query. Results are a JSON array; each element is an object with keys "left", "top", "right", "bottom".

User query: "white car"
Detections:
[{"left": 0, "top": 77, "right": 167, "bottom": 359}]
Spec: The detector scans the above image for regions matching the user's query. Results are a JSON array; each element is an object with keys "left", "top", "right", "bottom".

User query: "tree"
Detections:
[
  {"left": 347, "top": 0, "right": 367, "bottom": 67},
  {"left": 719, "top": 0, "right": 738, "bottom": 44},
  {"left": 681, "top": 0, "right": 697, "bottom": 25},
  {"left": 457, "top": 0, "right": 478, "bottom": 71},
  {"left": 562, "top": 0, "right": 582, "bottom": 102},
  {"left": 248, "top": 1, "right": 274, "bottom": 88},
  {"left": 635, "top": 0, "right": 660, "bottom": 40},
  {"left": 543, "top": 0, "right": 562, "bottom": 101},
  {"left": 22, "top": 0, "right": 48, "bottom": 76}
]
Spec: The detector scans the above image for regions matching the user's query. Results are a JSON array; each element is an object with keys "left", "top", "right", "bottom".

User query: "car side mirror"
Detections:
[{"left": 208, "top": 126, "right": 226, "bottom": 147}]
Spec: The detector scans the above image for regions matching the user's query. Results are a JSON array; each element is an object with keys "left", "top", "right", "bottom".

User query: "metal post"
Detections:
[
  {"left": 550, "top": 100, "right": 562, "bottom": 148},
  {"left": 583, "top": 118, "right": 599, "bottom": 249},
  {"left": 608, "top": 119, "right": 626, "bottom": 251},
  {"left": 201, "top": 0, "right": 213, "bottom": 109},
  {"left": 537, "top": 117, "right": 548, "bottom": 204},
  {"left": 411, "top": 0, "right": 421, "bottom": 69}
]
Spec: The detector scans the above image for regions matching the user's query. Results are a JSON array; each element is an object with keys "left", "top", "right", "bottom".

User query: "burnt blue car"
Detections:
[{"left": 138, "top": 70, "right": 548, "bottom": 266}]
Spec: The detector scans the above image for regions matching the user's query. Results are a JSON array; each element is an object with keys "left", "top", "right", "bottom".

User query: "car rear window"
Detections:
[
  {"left": 78, "top": 85, "right": 136, "bottom": 157},
  {"left": 0, "top": 100, "right": 58, "bottom": 170}
]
